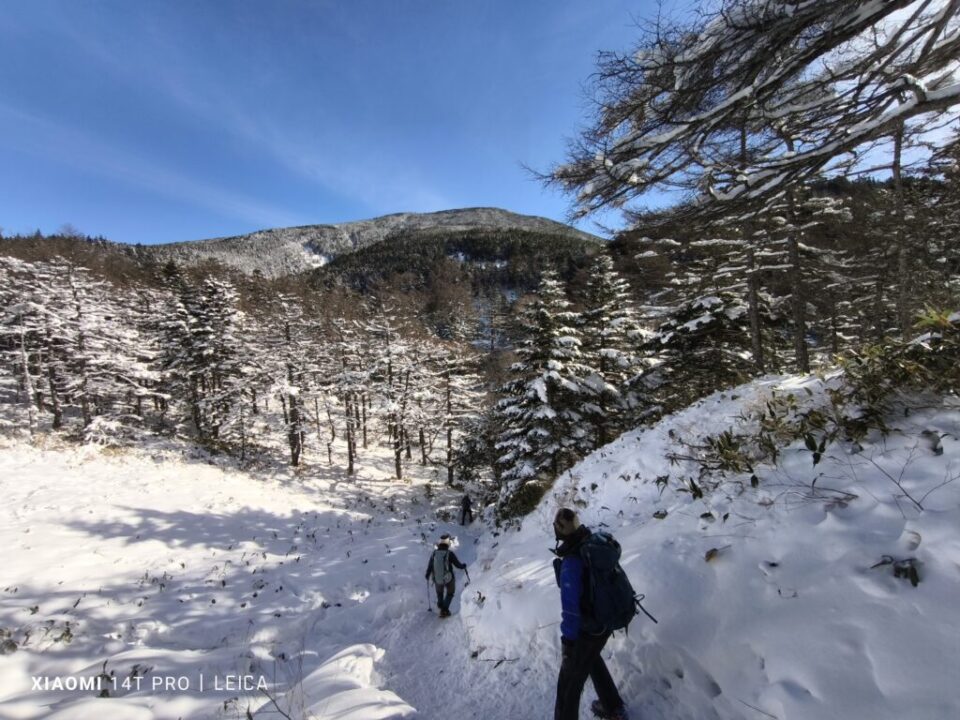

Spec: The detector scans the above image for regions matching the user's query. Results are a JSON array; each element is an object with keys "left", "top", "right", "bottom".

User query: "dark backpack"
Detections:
[
  {"left": 432, "top": 549, "right": 453, "bottom": 584},
  {"left": 579, "top": 531, "right": 653, "bottom": 633}
]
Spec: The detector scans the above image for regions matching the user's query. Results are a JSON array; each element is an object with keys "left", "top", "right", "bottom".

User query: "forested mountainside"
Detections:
[
  {"left": 148, "top": 207, "right": 600, "bottom": 279},
  {"left": 2, "top": 171, "right": 958, "bottom": 502},
  {"left": 309, "top": 227, "right": 601, "bottom": 294}
]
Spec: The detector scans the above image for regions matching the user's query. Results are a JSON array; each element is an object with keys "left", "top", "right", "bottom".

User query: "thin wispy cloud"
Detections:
[
  {"left": 38, "top": 8, "right": 454, "bottom": 219},
  {"left": 0, "top": 1, "right": 649, "bottom": 243},
  {"left": 0, "top": 103, "right": 304, "bottom": 232}
]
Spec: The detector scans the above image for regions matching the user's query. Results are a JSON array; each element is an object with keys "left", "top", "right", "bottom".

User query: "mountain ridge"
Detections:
[{"left": 150, "top": 207, "right": 602, "bottom": 278}]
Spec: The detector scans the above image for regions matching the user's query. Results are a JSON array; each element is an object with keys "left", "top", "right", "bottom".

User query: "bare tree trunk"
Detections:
[
  {"left": 19, "top": 324, "right": 37, "bottom": 435},
  {"left": 393, "top": 422, "right": 403, "bottom": 480},
  {"left": 239, "top": 401, "right": 246, "bottom": 462},
  {"left": 191, "top": 380, "right": 205, "bottom": 441},
  {"left": 33, "top": 347, "right": 45, "bottom": 413},
  {"left": 70, "top": 276, "right": 92, "bottom": 428},
  {"left": 46, "top": 366, "right": 63, "bottom": 430},
  {"left": 892, "top": 121, "right": 911, "bottom": 336},
  {"left": 737, "top": 121, "right": 764, "bottom": 374},
  {"left": 445, "top": 370, "right": 454, "bottom": 485},
  {"left": 747, "top": 244, "right": 765, "bottom": 372},
  {"left": 345, "top": 393, "right": 355, "bottom": 476},
  {"left": 829, "top": 296, "right": 840, "bottom": 356},
  {"left": 287, "top": 396, "right": 301, "bottom": 466},
  {"left": 283, "top": 317, "right": 302, "bottom": 466},
  {"left": 361, "top": 394, "right": 368, "bottom": 449},
  {"left": 325, "top": 398, "right": 335, "bottom": 465},
  {"left": 447, "top": 426, "right": 454, "bottom": 485},
  {"left": 355, "top": 400, "right": 362, "bottom": 449},
  {"left": 786, "top": 191, "right": 810, "bottom": 373}
]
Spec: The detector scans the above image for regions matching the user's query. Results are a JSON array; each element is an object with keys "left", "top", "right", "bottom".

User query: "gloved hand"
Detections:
[{"left": 561, "top": 637, "right": 575, "bottom": 661}]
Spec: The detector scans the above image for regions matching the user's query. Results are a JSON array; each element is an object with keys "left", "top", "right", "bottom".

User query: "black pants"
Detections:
[
  {"left": 434, "top": 580, "right": 455, "bottom": 612},
  {"left": 460, "top": 507, "right": 473, "bottom": 525},
  {"left": 554, "top": 632, "right": 623, "bottom": 720}
]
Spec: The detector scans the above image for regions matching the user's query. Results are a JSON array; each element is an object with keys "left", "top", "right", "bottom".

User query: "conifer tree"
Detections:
[
  {"left": 495, "top": 270, "right": 589, "bottom": 497},
  {"left": 643, "top": 292, "right": 763, "bottom": 413},
  {"left": 578, "top": 253, "right": 642, "bottom": 447},
  {"left": 434, "top": 341, "right": 485, "bottom": 485}
]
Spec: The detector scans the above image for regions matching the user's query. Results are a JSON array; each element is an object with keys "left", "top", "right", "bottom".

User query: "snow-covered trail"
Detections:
[
  {"left": 0, "top": 436, "right": 576, "bottom": 719},
  {"left": 0, "top": 435, "right": 759, "bottom": 720},
  {"left": 373, "top": 524, "right": 561, "bottom": 720},
  {"left": 0, "top": 437, "right": 440, "bottom": 719},
  {"left": 7, "top": 374, "right": 959, "bottom": 720}
]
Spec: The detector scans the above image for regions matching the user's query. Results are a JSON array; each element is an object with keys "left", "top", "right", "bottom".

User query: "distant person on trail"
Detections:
[
  {"left": 425, "top": 534, "right": 468, "bottom": 617},
  {"left": 552, "top": 508, "right": 627, "bottom": 720},
  {"left": 460, "top": 494, "right": 473, "bottom": 525}
]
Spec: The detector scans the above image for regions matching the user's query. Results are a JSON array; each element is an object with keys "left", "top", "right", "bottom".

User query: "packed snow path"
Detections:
[
  {"left": 0, "top": 436, "right": 732, "bottom": 720},
  {"left": 0, "top": 438, "right": 450, "bottom": 719}
]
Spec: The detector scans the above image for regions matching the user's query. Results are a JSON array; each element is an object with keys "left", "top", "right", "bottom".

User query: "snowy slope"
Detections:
[
  {"left": 465, "top": 375, "right": 960, "bottom": 720},
  {"left": 0, "top": 437, "right": 462, "bottom": 720},
  {"left": 2, "top": 375, "right": 959, "bottom": 720}
]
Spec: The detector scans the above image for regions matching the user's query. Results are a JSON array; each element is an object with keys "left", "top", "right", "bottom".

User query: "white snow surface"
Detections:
[{"left": 3, "top": 374, "right": 960, "bottom": 719}]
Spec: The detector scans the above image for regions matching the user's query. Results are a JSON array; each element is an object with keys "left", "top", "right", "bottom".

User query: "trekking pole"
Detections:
[
  {"left": 635, "top": 594, "right": 658, "bottom": 624},
  {"left": 427, "top": 580, "right": 433, "bottom": 613},
  {"left": 464, "top": 567, "right": 471, "bottom": 588}
]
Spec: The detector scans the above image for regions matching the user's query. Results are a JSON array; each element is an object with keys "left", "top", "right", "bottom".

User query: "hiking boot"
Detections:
[
  {"left": 591, "top": 699, "right": 628, "bottom": 720},
  {"left": 439, "top": 609, "right": 451, "bottom": 617}
]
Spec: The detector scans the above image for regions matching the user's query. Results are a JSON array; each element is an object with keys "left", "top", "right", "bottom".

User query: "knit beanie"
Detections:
[{"left": 553, "top": 508, "right": 581, "bottom": 539}]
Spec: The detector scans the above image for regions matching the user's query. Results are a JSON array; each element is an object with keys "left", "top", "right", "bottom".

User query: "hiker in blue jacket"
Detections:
[
  {"left": 552, "top": 508, "right": 627, "bottom": 720},
  {"left": 425, "top": 534, "right": 467, "bottom": 617}
]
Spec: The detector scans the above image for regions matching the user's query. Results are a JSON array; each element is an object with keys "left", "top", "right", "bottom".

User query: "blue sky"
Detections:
[{"left": 0, "top": 1, "right": 661, "bottom": 245}]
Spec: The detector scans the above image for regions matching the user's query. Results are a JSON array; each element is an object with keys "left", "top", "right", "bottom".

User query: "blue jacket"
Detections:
[
  {"left": 557, "top": 553, "right": 584, "bottom": 640},
  {"left": 553, "top": 526, "right": 591, "bottom": 641}
]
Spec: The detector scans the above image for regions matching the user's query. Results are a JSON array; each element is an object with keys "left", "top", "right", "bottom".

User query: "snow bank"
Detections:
[
  {"left": 253, "top": 644, "right": 414, "bottom": 719},
  {"left": 464, "top": 375, "right": 960, "bottom": 720}
]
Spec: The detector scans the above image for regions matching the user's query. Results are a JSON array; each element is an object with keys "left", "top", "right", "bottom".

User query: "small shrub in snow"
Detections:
[
  {"left": 871, "top": 555, "right": 921, "bottom": 587},
  {"left": 497, "top": 480, "right": 549, "bottom": 524},
  {"left": 671, "top": 310, "right": 959, "bottom": 503}
]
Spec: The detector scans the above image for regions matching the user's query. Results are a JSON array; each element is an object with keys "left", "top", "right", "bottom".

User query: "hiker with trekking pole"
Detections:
[
  {"left": 425, "top": 533, "right": 468, "bottom": 617},
  {"left": 551, "top": 507, "right": 656, "bottom": 720}
]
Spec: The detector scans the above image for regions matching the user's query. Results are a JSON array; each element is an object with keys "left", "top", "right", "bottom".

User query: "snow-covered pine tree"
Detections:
[
  {"left": 0, "top": 257, "right": 45, "bottom": 433},
  {"left": 366, "top": 307, "right": 418, "bottom": 480},
  {"left": 914, "top": 135, "right": 960, "bottom": 311},
  {"left": 550, "top": 0, "right": 960, "bottom": 369},
  {"left": 554, "top": 0, "right": 960, "bottom": 224},
  {"left": 578, "top": 253, "right": 643, "bottom": 448},
  {"left": 784, "top": 192, "right": 856, "bottom": 360},
  {"left": 642, "top": 292, "right": 760, "bottom": 413},
  {"left": 190, "top": 276, "right": 248, "bottom": 445},
  {"left": 406, "top": 339, "right": 443, "bottom": 468},
  {"left": 155, "top": 263, "right": 247, "bottom": 445},
  {"left": 330, "top": 319, "right": 365, "bottom": 476},
  {"left": 155, "top": 261, "right": 204, "bottom": 434},
  {"left": 64, "top": 264, "right": 160, "bottom": 443},
  {"left": 433, "top": 340, "right": 485, "bottom": 485},
  {"left": 121, "top": 286, "right": 167, "bottom": 427},
  {"left": 264, "top": 294, "right": 310, "bottom": 466},
  {"left": 1, "top": 256, "right": 159, "bottom": 441},
  {"left": 494, "top": 269, "right": 590, "bottom": 503}
]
